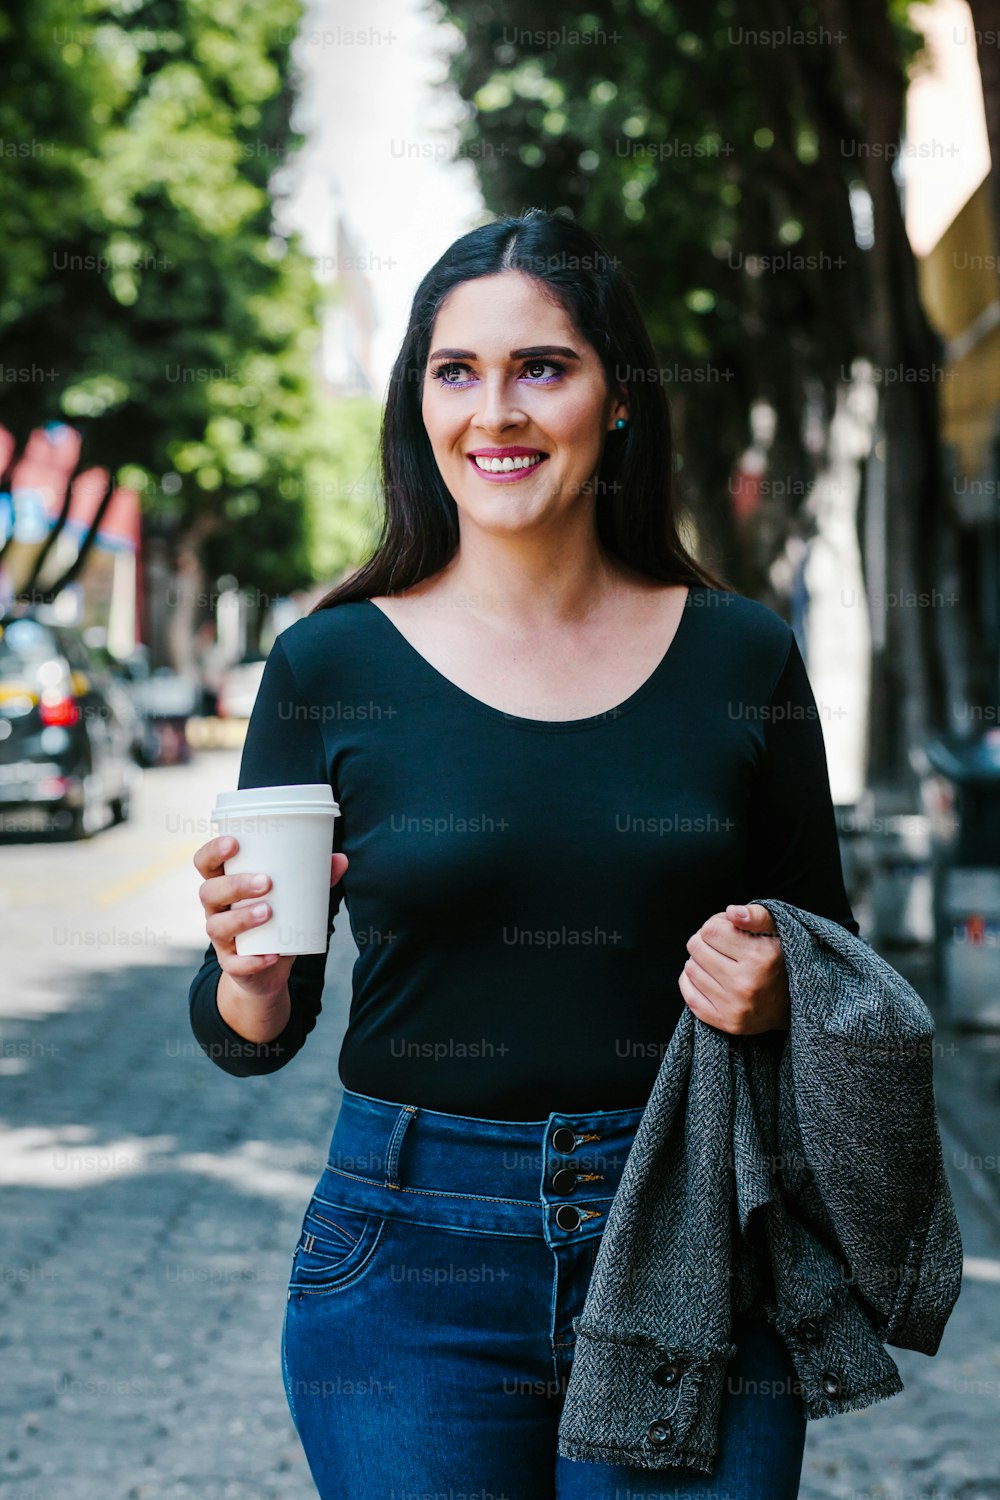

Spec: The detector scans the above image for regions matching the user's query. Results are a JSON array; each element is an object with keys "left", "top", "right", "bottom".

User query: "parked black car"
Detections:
[
  {"left": 81, "top": 639, "right": 165, "bottom": 769},
  {"left": 0, "top": 612, "right": 140, "bottom": 839}
]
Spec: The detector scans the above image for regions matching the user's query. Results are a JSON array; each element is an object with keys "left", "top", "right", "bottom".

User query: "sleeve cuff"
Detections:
[{"left": 188, "top": 966, "right": 302, "bottom": 1076}]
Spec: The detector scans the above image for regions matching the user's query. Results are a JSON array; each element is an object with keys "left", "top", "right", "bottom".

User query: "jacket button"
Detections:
[
  {"left": 646, "top": 1419, "right": 673, "bottom": 1445},
  {"left": 552, "top": 1127, "right": 577, "bottom": 1153},
  {"left": 555, "top": 1204, "right": 582, "bottom": 1231},
  {"left": 552, "top": 1168, "right": 578, "bottom": 1194},
  {"left": 820, "top": 1371, "right": 842, "bottom": 1397},
  {"left": 798, "top": 1317, "right": 822, "bottom": 1343},
  {"left": 652, "top": 1360, "right": 682, "bottom": 1387}
]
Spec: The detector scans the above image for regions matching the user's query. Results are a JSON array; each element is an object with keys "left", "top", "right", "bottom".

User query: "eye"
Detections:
[
  {"left": 431, "top": 361, "right": 473, "bottom": 386},
  {"left": 428, "top": 359, "right": 566, "bottom": 388},
  {"left": 520, "top": 360, "right": 564, "bottom": 382}
]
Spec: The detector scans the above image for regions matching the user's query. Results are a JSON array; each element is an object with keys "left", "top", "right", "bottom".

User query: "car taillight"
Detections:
[{"left": 39, "top": 692, "right": 80, "bottom": 727}]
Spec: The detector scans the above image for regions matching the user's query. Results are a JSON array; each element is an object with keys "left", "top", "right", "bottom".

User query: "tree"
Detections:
[
  {"left": 965, "top": 0, "right": 1000, "bottom": 266},
  {"left": 0, "top": 0, "right": 346, "bottom": 650},
  {"left": 0, "top": 0, "right": 118, "bottom": 497},
  {"left": 433, "top": 0, "right": 985, "bottom": 788}
]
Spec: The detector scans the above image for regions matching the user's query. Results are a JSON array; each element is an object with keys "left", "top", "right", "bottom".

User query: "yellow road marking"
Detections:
[{"left": 95, "top": 839, "right": 203, "bottom": 908}]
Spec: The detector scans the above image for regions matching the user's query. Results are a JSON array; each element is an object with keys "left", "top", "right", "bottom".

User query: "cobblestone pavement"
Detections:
[
  {"left": 797, "top": 945, "right": 1000, "bottom": 1500},
  {"left": 1, "top": 751, "right": 999, "bottom": 1499}
]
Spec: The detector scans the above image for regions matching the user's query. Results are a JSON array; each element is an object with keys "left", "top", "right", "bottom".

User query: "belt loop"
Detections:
[{"left": 385, "top": 1104, "right": 419, "bottom": 1190}]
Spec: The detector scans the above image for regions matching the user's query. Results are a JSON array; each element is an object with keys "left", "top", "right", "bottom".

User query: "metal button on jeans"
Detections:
[
  {"left": 554, "top": 1204, "right": 582, "bottom": 1231},
  {"left": 646, "top": 1419, "right": 673, "bottom": 1445},
  {"left": 552, "top": 1127, "right": 577, "bottom": 1153},
  {"left": 552, "top": 1168, "right": 577, "bottom": 1194}
]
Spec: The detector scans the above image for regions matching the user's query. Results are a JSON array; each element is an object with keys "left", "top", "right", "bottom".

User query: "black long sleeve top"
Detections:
[{"left": 188, "top": 584, "right": 860, "bottom": 1119}]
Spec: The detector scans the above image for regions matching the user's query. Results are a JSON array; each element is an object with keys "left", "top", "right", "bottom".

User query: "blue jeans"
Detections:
[{"left": 281, "top": 1087, "right": 806, "bottom": 1498}]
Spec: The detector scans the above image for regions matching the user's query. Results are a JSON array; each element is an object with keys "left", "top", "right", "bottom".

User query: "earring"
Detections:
[{"left": 615, "top": 417, "right": 628, "bottom": 429}]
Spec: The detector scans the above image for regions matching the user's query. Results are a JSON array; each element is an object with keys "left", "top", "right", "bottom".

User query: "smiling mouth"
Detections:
[{"left": 467, "top": 452, "right": 548, "bottom": 475}]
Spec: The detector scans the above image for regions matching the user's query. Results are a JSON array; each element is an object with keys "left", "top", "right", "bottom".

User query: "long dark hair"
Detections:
[{"left": 310, "top": 207, "right": 734, "bottom": 613}]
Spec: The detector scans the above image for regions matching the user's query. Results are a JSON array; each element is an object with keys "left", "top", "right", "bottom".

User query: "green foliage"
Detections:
[
  {"left": 0, "top": 0, "right": 366, "bottom": 606},
  {"left": 0, "top": 0, "right": 116, "bottom": 311},
  {"left": 431, "top": 0, "right": 925, "bottom": 586},
  {"left": 302, "top": 395, "right": 385, "bottom": 582}
]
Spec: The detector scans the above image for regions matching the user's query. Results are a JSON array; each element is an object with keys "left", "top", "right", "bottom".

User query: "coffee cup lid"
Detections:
[{"left": 211, "top": 783, "right": 340, "bottom": 820}]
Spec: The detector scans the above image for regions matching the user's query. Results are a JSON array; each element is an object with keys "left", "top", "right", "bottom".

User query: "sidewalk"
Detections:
[
  {"left": 798, "top": 943, "right": 1000, "bottom": 1500},
  {"left": 0, "top": 935, "right": 361, "bottom": 1500}
]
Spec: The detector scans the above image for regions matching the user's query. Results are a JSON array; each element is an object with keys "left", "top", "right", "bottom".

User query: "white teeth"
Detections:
[{"left": 473, "top": 453, "right": 544, "bottom": 472}]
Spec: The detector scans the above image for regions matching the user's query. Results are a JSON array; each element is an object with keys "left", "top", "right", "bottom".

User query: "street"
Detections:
[{"left": 1, "top": 748, "right": 999, "bottom": 1499}]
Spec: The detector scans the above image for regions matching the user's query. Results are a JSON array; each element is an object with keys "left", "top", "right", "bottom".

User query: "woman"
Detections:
[{"left": 189, "top": 208, "right": 859, "bottom": 1497}]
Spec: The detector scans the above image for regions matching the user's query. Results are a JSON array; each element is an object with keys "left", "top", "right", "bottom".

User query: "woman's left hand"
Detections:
[{"left": 678, "top": 904, "right": 791, "bottom": 1034}]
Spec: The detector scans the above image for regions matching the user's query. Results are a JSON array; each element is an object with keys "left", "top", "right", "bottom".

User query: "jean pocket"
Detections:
[{"left": 288, "top": 1194, "right": 389, "bottom": 1296}]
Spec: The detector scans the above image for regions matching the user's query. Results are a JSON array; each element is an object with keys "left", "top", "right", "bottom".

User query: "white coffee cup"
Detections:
[{"left": 209, "top": 783, "right": 341, "bottom": 955}]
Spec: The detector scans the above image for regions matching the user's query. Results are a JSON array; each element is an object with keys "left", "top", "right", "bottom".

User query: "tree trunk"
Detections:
[
  {"left": 19, "top": 440, "right": 93, "bottom": 598},
  {"left": 166, "top": 531, "right": 208, "bottom": 679},
  {"left": 33, "top": 468, "right": 115, "bottom": 604},
  {"left": 819, "top": 0, "right": 950, "bottom": 795},
  {"left": 966, "top": 0, "right": 1000, "bottom": 269},
  {"left": 0, "top": 431, "right": 29, "bottom": 566}
]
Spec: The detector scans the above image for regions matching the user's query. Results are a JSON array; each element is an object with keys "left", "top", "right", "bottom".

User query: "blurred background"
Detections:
[{"left": 2, "top": 1, "right": 1000, "bottom": 1496}]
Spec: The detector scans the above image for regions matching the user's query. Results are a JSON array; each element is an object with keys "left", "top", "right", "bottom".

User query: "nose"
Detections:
[{"left": 471, "top": 373, "right": 527, "bottom": 436}]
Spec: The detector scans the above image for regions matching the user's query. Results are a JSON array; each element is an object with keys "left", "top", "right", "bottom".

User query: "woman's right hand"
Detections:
[{"left": 194, "top": 834, "right": 350, "bottom": 1003}]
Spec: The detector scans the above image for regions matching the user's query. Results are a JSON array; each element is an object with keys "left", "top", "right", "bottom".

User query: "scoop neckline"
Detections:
[{"left": 360, "top": 584, "right": 703, "bottom": 733}]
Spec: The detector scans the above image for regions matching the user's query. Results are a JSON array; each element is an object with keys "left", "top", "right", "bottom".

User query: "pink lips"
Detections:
[{"left": 466, "top": 449, "right": 549, "bottom": 483}]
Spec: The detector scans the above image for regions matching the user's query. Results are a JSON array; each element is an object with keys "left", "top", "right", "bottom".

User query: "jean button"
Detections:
[
  {"left": 552, "top": 1168, "right": 578, "bottom": 1194},
  {"left": 555, "top": 1204, "right": 582, "bottom": 1231},
  {"left": 646, "top": 1419, "right": 673, "bottom": 1445},
  {"left": 552, "top": 1127, "right": 577, "bottom": 1153}
]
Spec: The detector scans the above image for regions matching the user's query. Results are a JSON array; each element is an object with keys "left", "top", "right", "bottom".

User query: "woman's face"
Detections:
[{"left": 420, "top": 271, "right": 626, "bottom": 536}]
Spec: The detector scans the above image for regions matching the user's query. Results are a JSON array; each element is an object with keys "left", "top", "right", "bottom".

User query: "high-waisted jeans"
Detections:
[{"left": 281, "top": 1086, "right": 807, "bottom": 1499}]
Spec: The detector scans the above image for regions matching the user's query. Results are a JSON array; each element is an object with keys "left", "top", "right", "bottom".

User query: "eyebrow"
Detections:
[{"left": 426, "top": 345, "right": 581, "bottom": 363}]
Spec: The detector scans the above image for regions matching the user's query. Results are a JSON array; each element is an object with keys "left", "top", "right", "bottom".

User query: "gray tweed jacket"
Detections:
[{"left": 556, "top": 897, "right": 964, "bottom": 1475}]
